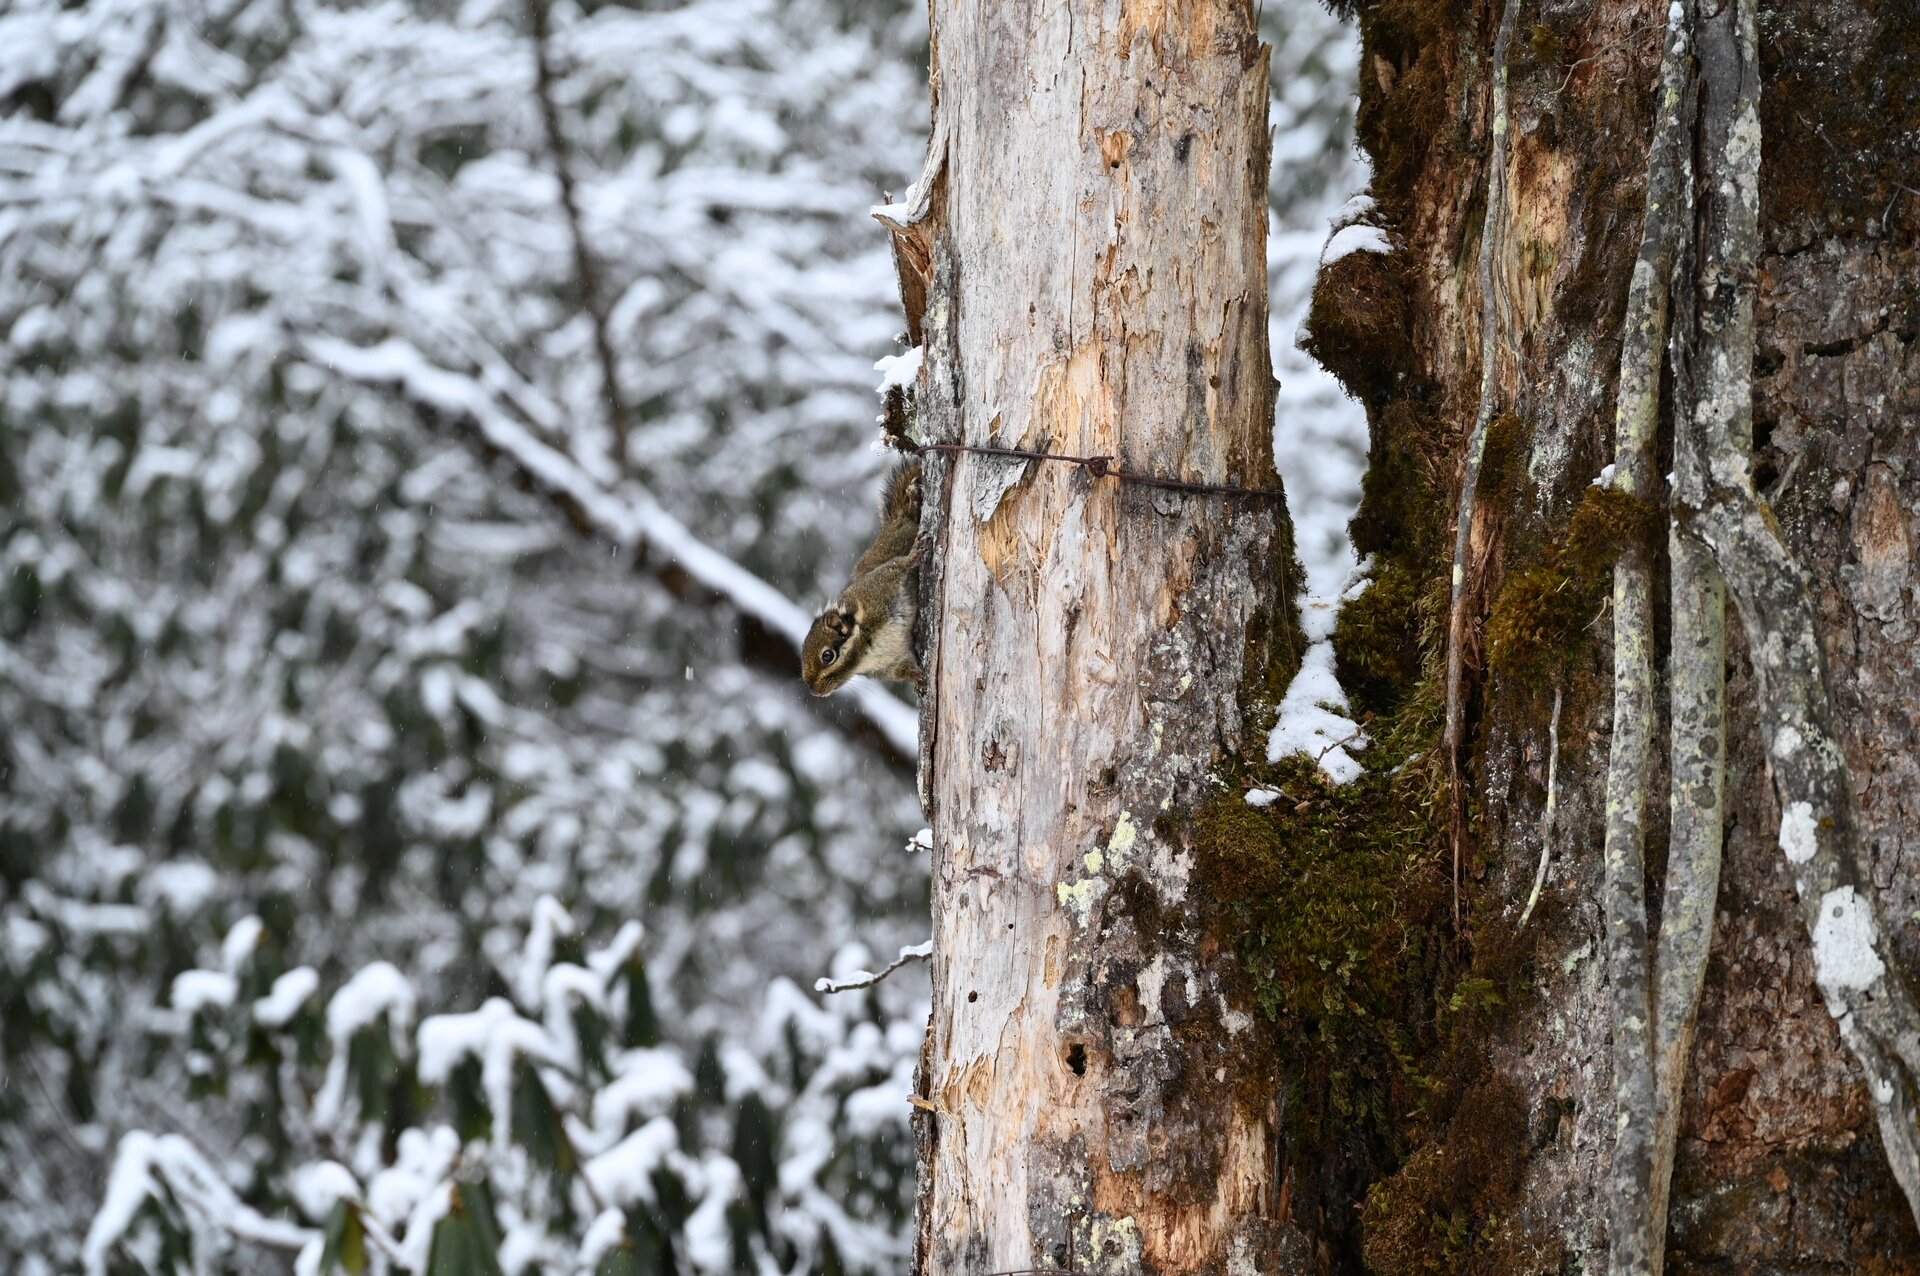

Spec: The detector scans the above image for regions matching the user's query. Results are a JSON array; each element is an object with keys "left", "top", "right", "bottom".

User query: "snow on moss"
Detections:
[{"left": 1320, "top": 223, "right": 1393, "bottom": 265}]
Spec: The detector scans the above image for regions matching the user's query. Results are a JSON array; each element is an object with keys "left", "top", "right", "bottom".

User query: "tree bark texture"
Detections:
[
  {"left": 1305, "top": 0, "right": 1920, "bottom": 1270},
  {"left": 1599, "top": 6, "right": 1695, "bottom": 1267},
  {"left": 884, "top": 4, "right": 1301, "bottom": 1274}
]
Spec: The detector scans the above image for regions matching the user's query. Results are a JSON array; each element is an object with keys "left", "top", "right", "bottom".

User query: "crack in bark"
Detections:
[{"left": 1444, "top": 0, "right": 1522, "bottom": 928}]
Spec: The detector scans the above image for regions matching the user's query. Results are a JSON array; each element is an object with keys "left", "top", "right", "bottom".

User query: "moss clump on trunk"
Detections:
[
  {"left": 1301, "top": 248, "right": 1415, "bottom": 409},
  {"left": 1485, "top": 485, "right": 1659, "bottom": 686},
  {"left": 1351, "top": 0, "right": 1470, "bottom": 200},
  {"left": 1195, "top": 690, "right": 1451, "bottom": 1269},
  {"left": 1198, "top": 661, "right": 1565, "bottom": 1273},
  {"left": 1333, "top": 559, "right": 1431, "bottom": 718},
  {"left": 1359, "top": 1075, "right": 1562, "bottom": 1276}
]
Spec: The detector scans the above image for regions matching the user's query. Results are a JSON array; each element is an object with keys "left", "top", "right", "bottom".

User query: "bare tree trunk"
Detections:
[{"left": 883, "top": 3, "right": 1301, "bottom": 1272}]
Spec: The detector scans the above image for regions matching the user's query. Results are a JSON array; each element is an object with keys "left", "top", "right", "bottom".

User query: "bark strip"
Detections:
[
  {"left": 1444, "top": 0, "right": 1522, "bottom": 924},
  {"left": 1600, "top": 5, "right": 1696, "bottom": 1268},
  {"left": 1678, "top": 0, "right": 1920, "bottom": 1226},
  {"left": 1649, "top": 62, "right": 1714, "bottom": 1273}
]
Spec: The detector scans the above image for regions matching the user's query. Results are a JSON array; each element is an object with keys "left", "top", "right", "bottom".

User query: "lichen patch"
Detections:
[
  {"left": 1810, "top": 885, "right": 1886, "bottom": 993},
  {"left": 1779, "top": 800, "right": 1818, "bottom": 864}
]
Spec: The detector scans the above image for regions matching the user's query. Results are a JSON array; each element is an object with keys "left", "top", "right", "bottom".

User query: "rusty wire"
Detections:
[{"left": 909, "top": 441, "right": 1287, "bottom": 503}]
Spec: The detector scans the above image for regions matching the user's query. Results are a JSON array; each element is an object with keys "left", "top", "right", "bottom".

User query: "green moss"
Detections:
[
  {"left": 1354, "top": 0, "right": 1469, "bottom": 201},
  {"left": 1196, "top": 694, "right": 1451, "bottom": 1266},
  {"left": 1334, "top": 559, "right": 1427, "bottom": 718},
  {"left": 1302, "top": 249, "right": 1414, "bottom": 411},
  {"left": 1476, "top": 413, "right": 1527, "bottom": 507},
  {"left": 1359, "top": 1076, "right": 1561, "bottom": 1276},
  {"left": 1526, "top": 24, "right": 1561, "bottom": 66},
  {"left": 1335, "top": 397, "right": 1458, "bottom": 720},
  {"left": 1564, "top": 485, "right": 1659, "bottom": 575},
  {"left": 1211, "top": 458, "right": 1568, "bottom": 1274},
  {"left": 1351, "top": 398, "right": 1448, "bottom": 563},
  {"left": 1486, "top": 485, "right": 1657, "bottom": 686},
  {"left": 1241, "top": 0, "right": 1590, "bottom": 1259}
]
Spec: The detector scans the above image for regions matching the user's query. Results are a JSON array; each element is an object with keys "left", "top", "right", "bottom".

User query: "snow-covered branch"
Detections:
[
  {"left": 302, "top": 334, "right": 918, "bottom": 763},
  {"left": 814, "top": 940, "right": 932, "bottom": 995}
]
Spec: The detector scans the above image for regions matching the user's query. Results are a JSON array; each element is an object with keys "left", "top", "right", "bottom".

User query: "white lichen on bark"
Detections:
[
  {"left": 1677, "top": 0, "right": 1920, "bottom": 1227},
  {"left": 1601, "top": 4, "right": 1696, "bottom": 1270}
]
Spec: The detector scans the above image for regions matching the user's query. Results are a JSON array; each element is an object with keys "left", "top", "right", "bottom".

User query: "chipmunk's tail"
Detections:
[{"left": 879, "top": 458, "right": 924, "bottom": 523}]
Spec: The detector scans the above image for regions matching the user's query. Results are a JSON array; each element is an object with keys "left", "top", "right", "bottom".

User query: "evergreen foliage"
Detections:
[{"left": 0, "top": 0, "right": 1364, "bottom": 1270}]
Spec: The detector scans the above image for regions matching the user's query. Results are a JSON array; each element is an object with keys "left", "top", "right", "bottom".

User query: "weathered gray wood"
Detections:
[
  {"left": 1600, "top": 2, "right": 1697, "bottom": 1269},
  {"left": 1649, "top": 49, "right": 1715, "bottom": 1273},
  {"left": 887, "top": 4, "right": 1298, "bottom": 1272}
]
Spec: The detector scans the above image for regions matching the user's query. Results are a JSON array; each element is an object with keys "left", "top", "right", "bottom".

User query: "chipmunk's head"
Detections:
[{"left": 801, "top": 604, "right": 863, "bottom": 696}]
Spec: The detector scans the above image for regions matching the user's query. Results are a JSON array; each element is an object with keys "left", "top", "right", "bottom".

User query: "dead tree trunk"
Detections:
[{"left": 881, "top": 3, "right": 1303, "bottom": 1273}]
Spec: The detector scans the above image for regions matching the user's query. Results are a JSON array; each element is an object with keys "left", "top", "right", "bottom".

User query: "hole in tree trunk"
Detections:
[{"left": 1065, "top": 1043, "right": 1088, "bottom": 1076}]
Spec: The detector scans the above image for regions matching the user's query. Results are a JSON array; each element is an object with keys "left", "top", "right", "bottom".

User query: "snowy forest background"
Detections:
[{"left": 0, "top": 0, "right": 1366, "bottom": 1271}]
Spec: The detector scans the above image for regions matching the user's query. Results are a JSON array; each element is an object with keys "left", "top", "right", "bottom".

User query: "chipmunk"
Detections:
[{"left": 801, "top": 460, "right": 925, "bottom": 696}]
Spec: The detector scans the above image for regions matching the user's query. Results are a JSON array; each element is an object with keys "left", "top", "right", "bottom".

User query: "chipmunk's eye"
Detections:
[{"left": 820, "top": 648, "right": 838, "bottom": 666}]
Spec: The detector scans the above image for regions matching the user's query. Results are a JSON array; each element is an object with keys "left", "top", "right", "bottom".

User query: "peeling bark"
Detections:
[{"left": 1444, "top": 0, "right": 1520, "bottom": 922}]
